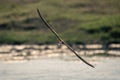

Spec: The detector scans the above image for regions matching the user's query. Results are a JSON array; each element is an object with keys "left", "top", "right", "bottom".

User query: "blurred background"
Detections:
[
  {"left": 0, "top": 0, "right": 120, "bottom": 59},
  {"left": 0, "top": 0, "right": 120, "bottom": 80},
  {"left": 0, "top": 0, "right": 120, "bottom": 44}
]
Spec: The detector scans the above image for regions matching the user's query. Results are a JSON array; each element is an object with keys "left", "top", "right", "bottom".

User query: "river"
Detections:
[{"left": 0, "top": 57, "right": 120, "bottom": 80}]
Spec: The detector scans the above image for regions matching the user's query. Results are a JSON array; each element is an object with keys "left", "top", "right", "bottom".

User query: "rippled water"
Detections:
[{"left": 0, "top": 58, "right": 120, "bottom": 80}]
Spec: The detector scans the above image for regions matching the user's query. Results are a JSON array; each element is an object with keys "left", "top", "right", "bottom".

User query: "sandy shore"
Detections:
[{"left": 0, "top": 44, "right": 120, "bottom": 61}]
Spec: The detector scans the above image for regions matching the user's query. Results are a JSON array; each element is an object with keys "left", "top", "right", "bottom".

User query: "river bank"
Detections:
[{"left": 0, "top": 44, "right": 120, "bottom": 61}]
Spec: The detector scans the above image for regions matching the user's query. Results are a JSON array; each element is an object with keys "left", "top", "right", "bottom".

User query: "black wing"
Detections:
[{"left": 37, "top": 8, "right": 94, "bottom": 68}]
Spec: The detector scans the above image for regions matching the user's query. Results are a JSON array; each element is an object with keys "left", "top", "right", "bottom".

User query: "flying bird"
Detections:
[{"left": 37, "top": 8, "right": 94, "bottom": 68}]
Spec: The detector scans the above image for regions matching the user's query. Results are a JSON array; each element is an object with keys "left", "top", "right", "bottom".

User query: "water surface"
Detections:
[{"left": 0, "top": 58, "right": 120, "bottom": 80}]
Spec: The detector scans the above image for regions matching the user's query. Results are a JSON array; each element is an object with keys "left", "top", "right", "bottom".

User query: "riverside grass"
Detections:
[{"left": 0, "top": 0, "right": 120, "bottom": 44}]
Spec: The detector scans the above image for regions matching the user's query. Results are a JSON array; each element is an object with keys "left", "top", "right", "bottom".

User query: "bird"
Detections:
[{"left": 37, "top": 8, "right": 94, "bottom": 68}]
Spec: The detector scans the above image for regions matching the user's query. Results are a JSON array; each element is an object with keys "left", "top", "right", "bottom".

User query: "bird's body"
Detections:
[{"left": 37, "top": 8, "right": 94, "bottom": 68}]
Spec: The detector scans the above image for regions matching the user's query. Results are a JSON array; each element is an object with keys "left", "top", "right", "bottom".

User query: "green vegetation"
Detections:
[{"left": 0, "top": 0, "right": 120, "bottom": 44}]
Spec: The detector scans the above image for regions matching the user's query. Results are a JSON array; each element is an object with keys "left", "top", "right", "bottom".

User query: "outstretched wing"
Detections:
[{"left": 37, "top": 8, "right": 94, "bottom": 68}]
